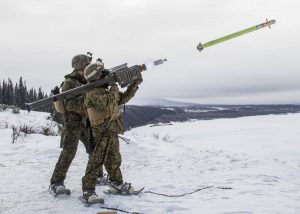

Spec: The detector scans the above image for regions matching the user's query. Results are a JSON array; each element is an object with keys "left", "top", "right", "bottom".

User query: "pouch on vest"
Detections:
[
  {"left": 87, "top": 105, "right": 120, "bottom": 126},
  {"left": 54, "top": 101, "right": 66, "bottom": 114}
]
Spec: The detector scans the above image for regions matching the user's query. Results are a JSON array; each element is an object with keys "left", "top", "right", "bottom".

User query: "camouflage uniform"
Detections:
[
  {"left": 50, "top": 71, "right": 103, "bottom": 185},
  {"left": 82, "top": 83, "right": 139, "bottom": 192}
]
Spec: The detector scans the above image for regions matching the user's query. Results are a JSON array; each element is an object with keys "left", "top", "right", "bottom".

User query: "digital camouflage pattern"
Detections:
[
  {"left": 62, "top": 71, "right": 87, "bottom": 117},
  {"left": 82, "top": 84, "right": 139, "bottom": 192},
  {"left": 82, "top": 132, "right": 121, "bottom": 191},
  {"left": 50, "top": 71, "right": 103, "bottom": 185},
  {"left": 71, "top": 54, "right": 91, "bottom": 70},
  {"left": 50, "top": 116, "right": 90, "bottom": 184}
]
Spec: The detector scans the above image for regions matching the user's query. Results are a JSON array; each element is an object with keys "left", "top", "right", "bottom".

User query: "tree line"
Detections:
[{"left": 0, "top": 77, "right": 51, "bottom": 112}]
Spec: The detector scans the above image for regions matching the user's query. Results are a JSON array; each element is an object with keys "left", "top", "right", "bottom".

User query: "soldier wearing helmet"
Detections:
[
  {"left": 84, "top": 59, "right": 105, "bottom": 82},
  {"left": 72, "top": 54, "right": 92, "bottom": 70},
  {"left": 49, "top": 53, "right": 104, "bottom": 195},
  {"left": 80, "top": 60, "right": 142, "bottom": 203}
]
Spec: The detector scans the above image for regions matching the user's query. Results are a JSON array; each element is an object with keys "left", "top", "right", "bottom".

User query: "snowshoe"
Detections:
[
  {"left": 49, "top": 182, "right": 71, "bottom": 196},
  {"left": 79, "top": 191, "right": 104, "bottom": 207},
  {"left": 104, "top": 182, "right": 144, "bottom": 196},
  {"left": 96, "top": 174, "right": 111, "bottom": 186}
]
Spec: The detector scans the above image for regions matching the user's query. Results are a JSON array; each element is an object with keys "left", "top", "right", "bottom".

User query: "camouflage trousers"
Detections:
[
  {"left": 50, "top": 119, "right": 104, "bottom": 185},
  {"left": 82, "top": 129, "right": 123, "bottom": 192}
]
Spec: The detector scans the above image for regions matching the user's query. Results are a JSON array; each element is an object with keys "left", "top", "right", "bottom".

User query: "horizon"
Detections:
[{"left": 1, "top": 76, "right": 300, "bottom": 106}]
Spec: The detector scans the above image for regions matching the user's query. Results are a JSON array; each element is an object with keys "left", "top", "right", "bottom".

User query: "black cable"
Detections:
[
  {"left": 144, "top": 186, "right": 232, "bottom": 198},
  {"left": 100, "top": 206, "right": 143, "bottom": 214},
  {"left": 98, "top": 186, "right": 232, "bottom": 213}
]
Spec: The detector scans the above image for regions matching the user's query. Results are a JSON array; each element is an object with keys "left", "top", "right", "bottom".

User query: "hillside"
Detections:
[
  {"left": 122, "top": 104, "right": 300, "bottom": 129},
  {"left": 0, "top": 109, "right": 300, "bottom": 213}
]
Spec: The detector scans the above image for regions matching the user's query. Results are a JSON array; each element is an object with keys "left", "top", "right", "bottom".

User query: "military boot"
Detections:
[
  {"left": 49, "top": 182, "right": 71, "bottom": 196},
  {"left": 108, "top": 182, "right": 135, "bottom": 195},
  {"left": 81, "top": 191, "right": 104, "bottom": 205},
  {"left": 96, "top": 174, "right": 111, "bottom": 186}
]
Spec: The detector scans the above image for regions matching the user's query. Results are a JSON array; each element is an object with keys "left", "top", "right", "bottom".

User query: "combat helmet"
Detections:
[
  {"left": 84, "top": 59, "right": 105, "bottom": 82},
  {"left": 71, "top": 53, "right": 92, "bottom": 70}
]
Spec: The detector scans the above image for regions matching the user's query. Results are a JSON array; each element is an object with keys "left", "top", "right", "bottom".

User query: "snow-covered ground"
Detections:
[{"left": 0, "top": 109, "right": 300, "bottom": 214}]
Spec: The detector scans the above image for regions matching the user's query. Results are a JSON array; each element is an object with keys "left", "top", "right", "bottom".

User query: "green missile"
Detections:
[{"left": 197, "top": 19, "right": 276, "bottom": 52}]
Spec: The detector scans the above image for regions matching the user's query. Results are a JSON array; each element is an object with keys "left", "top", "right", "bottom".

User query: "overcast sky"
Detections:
[{"left": 1, "top": 0, "right": 300, "bottom": 104}]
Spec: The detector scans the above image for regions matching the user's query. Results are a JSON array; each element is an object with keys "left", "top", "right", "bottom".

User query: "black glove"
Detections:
[{"left": 51, "top": 86, "right": 60, "bottom": 95}]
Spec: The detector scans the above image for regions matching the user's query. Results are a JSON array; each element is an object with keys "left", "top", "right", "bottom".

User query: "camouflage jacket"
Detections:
[
  {"left": 62, "top": 71, "right": 87, "bottom": 122},
  {"left": 85, "top": 84, "right": 139, "bottom": 134}
]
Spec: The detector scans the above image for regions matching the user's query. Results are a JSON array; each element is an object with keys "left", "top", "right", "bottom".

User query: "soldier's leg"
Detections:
[
  {"left": 79, "top": 123, "right": 90, "bottom": 154},
  {"left": 79, "top": 125, "right": 104, "bottom": 178},
  {"left": 50, "top": 125, "right": 80, "bottom": 184},
  {"left": 104, "top": 133, "right": 123, "bottom": 185},
  {"left": 105, "top": 134, "right": 136, "bottom": 195},
  {"left": 82, "top": 133, "right": 110, "bottom": 192}
]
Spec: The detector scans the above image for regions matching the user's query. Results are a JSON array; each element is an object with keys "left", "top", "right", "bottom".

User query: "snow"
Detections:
[
  {"left": 162, "top": 107, "right": 176, "bottom": 111},
  {"left": 0, "top": 108, "right": 59, "bottom": 135},
  {"left": 184, "top": 106, "right": 231, "bottom": 113},
  {"left": 0, "top": 110, "right": 300, "bottom": 214}
]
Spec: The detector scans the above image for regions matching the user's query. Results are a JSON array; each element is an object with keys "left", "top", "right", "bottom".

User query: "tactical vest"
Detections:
[
  {"left": 53, "top": 72, "right": 87, "bottom": 115},
  {"left": 87, "top": 104, "right": 120, "bottom": 126}
]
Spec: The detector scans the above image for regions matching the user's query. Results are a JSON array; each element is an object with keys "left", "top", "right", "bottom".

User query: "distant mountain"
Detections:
[
  {"left": 122, "top": 104, "right": 300, "bottom": 130},
  {"left": 131, "top": 97, "right": 199, "bottom": 106}
]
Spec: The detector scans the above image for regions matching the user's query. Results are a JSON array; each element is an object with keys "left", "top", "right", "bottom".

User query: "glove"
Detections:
[
  {"left": 109, "top": 84, "right": 119, "bottom": 93},
  {"left": 51, "top": 86, "right": 60, "bottom": 95},
  {"left": 134, "top": 79, "right": 143, "bottom": 86},
  {"left": 130, "top": 79, "right": 143, "bottom": 89}
]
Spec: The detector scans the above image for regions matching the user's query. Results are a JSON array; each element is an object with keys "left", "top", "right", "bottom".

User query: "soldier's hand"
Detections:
[
  {"left": 110, "top": 84, "right": 119, "bottom": 93},
  {"left": 130, "top": 79, "right": 143, "bottom": 88},
  {"left": 134, "top": 79, "right": 143, "bottom": 86},
  {"left": 51, "top": 86, "right": 60, "bottom": 95}
]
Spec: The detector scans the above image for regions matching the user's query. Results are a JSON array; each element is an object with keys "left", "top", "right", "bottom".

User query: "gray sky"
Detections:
[{"left": 1, "top": 0, "right": 300, "bottom": 104}]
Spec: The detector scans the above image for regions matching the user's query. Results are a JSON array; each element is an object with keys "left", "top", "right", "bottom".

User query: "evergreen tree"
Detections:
[
  {"left": 0, "top": 77, "right": 51, "bottom": 112},
  {"left": 14, "top": 83, "right": 20, "bottom": 106},
  {"left": 33, "top": 89, "right": 37, "bottom": 102},
  {"left": 7, "top": 78, "right": 14, "bottom": 105},
  {"left": 38, "top": 87, "right": 44, "bottom": 100},
  {"left": 27, "top": 88, "right": 34, "bottom": 103},
  {"left": 0, "top": 82, "right": 2, "bottom": 104},
  {"left": 19, "top": 77, "right": 26, "bottom": 109},
  {"left": 2, "top": 80, "right": 7, "bottom": 104},
  {"left": 24, "top": 84, "right": 28, "bottom": 106}
]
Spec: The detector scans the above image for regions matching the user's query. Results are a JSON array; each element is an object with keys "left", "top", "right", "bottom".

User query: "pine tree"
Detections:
[
  {"left": 27, "top": 88, "right": 34, "bottom": 103},
  {"left": 2, "top": 80, "right": 7, "bottom": 104},
  {"left": 0, "top": 77, "right": 51, "bottom": 112},
  {"left": 14, "top": 83, "right": 19, "bottom": 106},
  {"left": 0, "top": 82, "right": 2, "bottom": 104},
  {"left": 33, "top": 89, "right": 37, "bottom": 102},
  {"left": 19, "top": 77, "right": 27, "bottom": 109},
  {"left": 38, "top": 87, "right": 43, "bottom": 100},
  {"left": 7, "top": 78, "right": 14, "bottom": 105}
]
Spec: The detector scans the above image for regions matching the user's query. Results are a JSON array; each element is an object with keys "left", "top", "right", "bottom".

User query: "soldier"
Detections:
[
  {"left": 80, "top": 61, "right": 142, "bottom": 203},
  {"left": 49, "top": 54, "right": 104, "bottom": 195}
]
